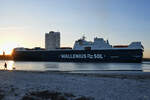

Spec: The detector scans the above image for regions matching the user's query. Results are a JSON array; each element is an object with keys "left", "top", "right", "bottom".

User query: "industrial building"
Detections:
[{"left": 45, "top": 31, "right": 60, "bottom": 50}]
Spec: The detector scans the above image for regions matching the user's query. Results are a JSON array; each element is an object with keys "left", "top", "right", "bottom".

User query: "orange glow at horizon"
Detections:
[{"left": 0, "top": 42, "right": 18, "bottom": 55}]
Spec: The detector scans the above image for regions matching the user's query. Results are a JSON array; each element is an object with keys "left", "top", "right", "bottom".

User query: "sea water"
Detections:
[{"left": 0, "top": 60, "right": 150, "bottom": 72}]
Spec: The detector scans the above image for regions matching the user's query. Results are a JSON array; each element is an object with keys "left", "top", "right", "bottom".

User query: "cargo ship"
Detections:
[{"left": 12, "top": 31, "right": 144, "bottom": 63}]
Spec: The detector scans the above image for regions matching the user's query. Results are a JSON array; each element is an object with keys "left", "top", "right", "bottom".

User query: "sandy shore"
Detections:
[{"left": 0, "top": 70, "right": 150, "bottom": 100}]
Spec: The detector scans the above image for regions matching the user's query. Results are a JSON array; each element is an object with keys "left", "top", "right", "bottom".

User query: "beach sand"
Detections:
[{"left": 0, "top": 70, "right": 150, "bottom": 100}]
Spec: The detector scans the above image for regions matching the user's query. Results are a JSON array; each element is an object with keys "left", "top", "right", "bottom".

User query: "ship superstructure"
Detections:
[{"left": 73, "top": 36, "right": 143, "bottom": 50}]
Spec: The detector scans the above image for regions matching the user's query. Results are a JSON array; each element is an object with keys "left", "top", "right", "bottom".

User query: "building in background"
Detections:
[{"left": 45, "top": 31, "right": 60, "bottom": 50}]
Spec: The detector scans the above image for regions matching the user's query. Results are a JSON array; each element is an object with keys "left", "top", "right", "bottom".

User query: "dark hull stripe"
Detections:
[{"left": 12, "top": 49, "right": 143, "bottom": 63}]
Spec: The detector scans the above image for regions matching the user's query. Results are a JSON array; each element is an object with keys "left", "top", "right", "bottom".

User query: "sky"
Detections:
[{"left": 0, "top": 0, "right": 150, "bottom": 57}]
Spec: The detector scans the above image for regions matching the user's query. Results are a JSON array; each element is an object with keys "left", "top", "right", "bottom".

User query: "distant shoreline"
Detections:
[
  {"left": 143, "top": 58, "right": 150, "bottom": 61},
  {"left": 0, "top": 55, "right": 13, "bottom": 60}
]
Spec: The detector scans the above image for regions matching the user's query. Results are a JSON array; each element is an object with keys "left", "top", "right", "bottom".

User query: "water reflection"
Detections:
[
  {"left": 0, "top": 61, "right": 15, "bottom": 70},
  {"left": 0, "top": 60, "right": 150, "bottom": 72},
  {"left": 7, "top": 61, "right": 15, "bottom": 70},
  {"left": 44, "top": 62, "right": 143, "bottom": 71}
]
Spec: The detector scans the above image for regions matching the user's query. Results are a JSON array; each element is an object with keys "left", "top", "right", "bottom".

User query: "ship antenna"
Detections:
[
  {"left": 106, "top": 36, "right": 109, "bottom": 44},
  {"left": 82, "top": 34, "right": 86, "bottom": 40}
]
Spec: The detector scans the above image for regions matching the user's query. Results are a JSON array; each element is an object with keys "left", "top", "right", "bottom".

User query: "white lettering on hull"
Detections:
[{"left": 60, "top": 54, "right": 103, "bottom": 59}]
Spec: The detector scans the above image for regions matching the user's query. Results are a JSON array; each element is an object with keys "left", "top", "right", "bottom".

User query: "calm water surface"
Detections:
[{"left": 0, "top": 60, "right": 150, "bottom": 72}]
